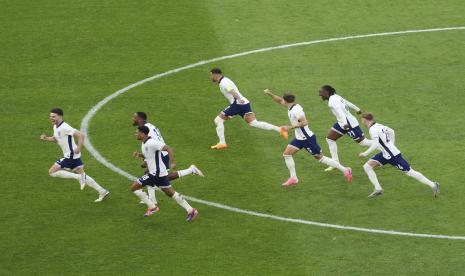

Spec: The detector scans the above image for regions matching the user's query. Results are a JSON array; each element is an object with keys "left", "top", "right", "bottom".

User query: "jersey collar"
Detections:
[
  {"left": 288, "top": 104, "right": 297, "bottom": 111},
  {"left": 218, "top": 76, "right": 224, "bottom": 85},
  {"left": 56, "top": 121, "right": 65, "bottom": 128},
  {"left": 369, "top": 122, "right": 377, "bottom": 129},
  {"left": 143, "top": 136, "right": 152, "bottom": 144}
]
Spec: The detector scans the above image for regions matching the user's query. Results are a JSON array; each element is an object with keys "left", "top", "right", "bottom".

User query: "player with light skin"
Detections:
[
  {"left": 132, "top": 126, "right": 198, "bottom": 221},
  {"left": 319, "top": 85, "right": 373, "bottom": 172},
  {"left": 358, "top": 112, "right": 440, "bottom": 198},
  {"left": 209, "top": 68, "right": 288, "bottom": 149},
  {"left": 40, "top": 108, "right": 109, "bottom": 202},
  {"left": 264, "top": 89, "right": 353, "bottom": 186},
  {"left": 132, "top": 112, "right": 204, "bottom": 207}
]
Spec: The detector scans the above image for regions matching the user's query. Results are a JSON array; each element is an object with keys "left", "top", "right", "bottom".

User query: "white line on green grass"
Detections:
[{"left": 81, "top": 26, "right": 465, "bottom": 240}]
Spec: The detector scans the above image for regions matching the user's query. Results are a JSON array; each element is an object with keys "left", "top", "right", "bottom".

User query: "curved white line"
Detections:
[{"left": 81, "top": 26, "right": 465, "bottom": 240}]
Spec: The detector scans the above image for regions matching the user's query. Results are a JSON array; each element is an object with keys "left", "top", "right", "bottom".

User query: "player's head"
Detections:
[
  {"left": 136, "top": 125, "right": 150, "bottom": 140},
  {"left": 50, "top": 108, "right": 64, "bottom": 125},
  {"left": 283, "top": 93, "right": 296, "bottom": 104},
  {"left": 361, "top": 112, "right": 375, "bottom": 127},
  {"left": 319, "top": 85, "right": 336, "bottom": 101},
  {"left": 210, "top": 68, "right": 223, "bottom": 82},
  {"left": 132, "top": 112, "right": 147, "bottom": 126}
]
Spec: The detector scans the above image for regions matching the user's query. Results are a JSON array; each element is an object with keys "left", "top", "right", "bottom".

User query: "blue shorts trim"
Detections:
[
  {"left": 371, "top": 153, "right": 411, "bottom": 172},
  {"left": 331, "top": 123, "right": 365, "bottom": 140},
  {"left": 137, "top": 173, "right": 171, "bottom": 188},
  {"left": 289, "top": 136, "right": 322, "bottom": 156},
  {"left": 222, "top": 102, "right": 253, "bottom": 118},
  {"left": 56, "top": 158, "right": 83, "bottom": 170}
]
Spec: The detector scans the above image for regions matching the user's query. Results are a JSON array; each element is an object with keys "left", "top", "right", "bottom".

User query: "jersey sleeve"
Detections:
[
  {"left": 61, "top": 124, "right": 77, "bottom": 136},
  {"left": 149, "top": 140, "right": 166, "bottom": 151},
  {"left": 344, "top": 99, "right": 361, "bottom": 112}
]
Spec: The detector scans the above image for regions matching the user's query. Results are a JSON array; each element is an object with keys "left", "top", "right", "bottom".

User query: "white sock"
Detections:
[
  {"left": 283, "top": 155, "right": 297, "bottom": 178},
  {"left": 248, "top": 120, "right": 280, "bottom": 132},
  {"left": 172, "top": 192, "right": 193, "bottom": 213},
  {"left": 50, "top": 170, "right": 80, "bottom": 180},
  {"left": 363, "top": 163, "right": 383, "bottom": 190},
  {"left": 147, "top": 186, "right": 157, "bottom": 204},
  {"left": 214, "top": 116, "right": 226, "bottom": 144},
  {"left": 83, "top": 175, "right": 106, "bottom": 194},
  {"left": 134, "top": 189, "right": 155, "bottom": 208},
  {"left": 178, "top": 168, "right": 193, "bottom": 177},
  {"left": 406, "top": 169, "right": 435, "bottom": 188},
  {"left": 359, "top": 139, "right": 373, "bottom": 147},
  {"left": 319, "top": 156, "right": 347, "bottom": 173},
  {"left": 326, "top": 138, "right": 339, "bottom": 163}
]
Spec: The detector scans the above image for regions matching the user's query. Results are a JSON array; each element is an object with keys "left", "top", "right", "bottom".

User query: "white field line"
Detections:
[{"left": 81, "top": 26, "right": 465, "bottom": 240}]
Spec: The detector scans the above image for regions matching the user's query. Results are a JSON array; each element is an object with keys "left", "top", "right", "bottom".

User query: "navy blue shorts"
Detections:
[
  {"left": 289, "top": 136, "right": 322, "bottom": 156},
  {"left": 222, "top": 102, "right": 253, "bottom": 118},
  {"left": 332, "top": 123, "right": 365, "bottom": 141},
  {"left": 137, "top": 173, "right": 171, "bottom": 188},
  {"left": 56, "top": 158, "right": 83, "bottom": 170},
  {"left": 371, "top": 153, "right": 411, "bottom": 172}
]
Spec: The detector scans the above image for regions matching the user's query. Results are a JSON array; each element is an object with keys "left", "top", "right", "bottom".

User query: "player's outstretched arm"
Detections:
[
  {"left": 39, "top": 133, "right": 56, "bottom": 142},
  {"left": 345, "top": 99, "right": 362, "bottom": 114},
  {"left": 264, "top": 89, "right": 286, "bottom": 106},
  {"left": 359, "top": 137, "right": 379, "bottom": 158}
]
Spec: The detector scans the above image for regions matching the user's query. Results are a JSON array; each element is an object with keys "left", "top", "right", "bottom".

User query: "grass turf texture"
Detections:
[{"left": 1, "top": 0, "right": 465, "bottom": 274}]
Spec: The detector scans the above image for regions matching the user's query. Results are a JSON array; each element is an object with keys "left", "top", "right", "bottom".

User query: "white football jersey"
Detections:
[
  {"left": 144, "top": 122, "right": 165, "bottom": 143},
  {"left": 53, "top": 121, "right": 81, "bottom": 159},
  {"left": 218, "top": 76, "right": 249, "bottom": 104},
  {"left": 369, "top": 122, "right": 400, "bottom": 159},
  {"left": 141, "top": 138, "right": 168, "bottom": 176},
  {"left": 288, "top": 104, "right": 314, "bottom": 140},
  {"left": 328, "top": 94, "right": 361, "bottom": 128}
]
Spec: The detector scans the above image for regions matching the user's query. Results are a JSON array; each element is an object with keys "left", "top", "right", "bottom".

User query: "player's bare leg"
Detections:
[
  {"left": 131, "top": 182, "right": 159, "bottom": 216},
  {"left": 161, "top": 187, "right": 198, "bottom": 222},
  {"left": 363, "top": 160, "right": 384, "bottom": 198},
  {"left": 314, "top": 153, "right": 352, "bottom": 183},
  {"left": 324, "top": 129, "right": 343, "bottom": 172},
  {"left": 282, "top": 145, "right": 299, "bottom": 187},
  {"left": 211, "top": 113, "right": 229, "bottom": 150},
  {"left": 244, "top": 113, "right": 288, "bottom": 140}
]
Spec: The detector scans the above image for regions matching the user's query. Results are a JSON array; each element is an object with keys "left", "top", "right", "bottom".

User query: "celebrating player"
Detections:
[
  {"left": 40, "top": 108, "right": 109, "bottom": 202},
  {"left": 132, "top": 112, "right": 204, "bottom": 207},
  {"left": 209, "top": 68, "right": 288, "bottom": 150},
  {"left": 264, "top": 90, "right": 353, "bottom": 186},
  {"left": 132, "top": 126, "right": 198, "bottom": 220},
  {"left": 358, "top": 112, "right": 440, "bottom": 198},
  {"left": 318, "top": 85, "right": 372, "bottom": 171}
]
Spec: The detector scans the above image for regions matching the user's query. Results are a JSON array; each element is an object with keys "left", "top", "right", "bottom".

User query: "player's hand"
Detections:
[
  {"left": 40, "top": 133, "right": 47, "bottom": 140},
  {"left": 358, "top": 153, "right": 366, "bottom": 158},
  {"left": 133, "top": 151, "right": 141, "bottom": 158},
  {"left": 170, "top": 162, "right": 177, "bottom": 169},
  {"left": 264, "top": 89, "right": 273, "bottom": 96}
]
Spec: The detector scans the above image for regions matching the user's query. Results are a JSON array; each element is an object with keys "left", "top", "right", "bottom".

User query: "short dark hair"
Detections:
[
  {"left": 210, "top": 68, "right": 222, "bottom": 74},
  {"left": 135, "top": 112, "right": 147, "bottom": 120},
  {"left": 138, "top": 126, "right": 150, "bottom": 135},
  {"left": 50, "top": 108, "right": 64, "bottom": 116},
  {"left": 283, "top": 93, "right": 295, "bottom": 103},
  {"left": 321, "top": 85, "right": 336, "bottom": 95},
  {"left": 362, "top": 112, "right": 374, "bottom": 121}
]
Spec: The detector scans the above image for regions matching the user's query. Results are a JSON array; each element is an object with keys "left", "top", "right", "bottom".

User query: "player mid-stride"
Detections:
[
  {"left": 265, "top": 89, "right": 353, "bottom": 186},
  {"left": 209, "top": 68, "right": 288, "bottom": 150},
  {"left": 358, "top": 112, "right": 440, "bottom": 198},
  {"left": 40, "top": 108, "right": 109, "bottom": 202}
]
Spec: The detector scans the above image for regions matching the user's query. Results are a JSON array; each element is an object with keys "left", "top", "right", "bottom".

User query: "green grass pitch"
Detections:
[{"left": 1, "top": 0, "right": 465, "bottom": 274}]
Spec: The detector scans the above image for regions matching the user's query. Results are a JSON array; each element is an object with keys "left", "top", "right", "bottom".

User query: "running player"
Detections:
[
  {"left": 264, "top": 90, "right": 353, "bottom": 186},
  {"left": 209, "top": 68, "right": 288, "bottom": 149},
  {"left": 132, "top": 112, "right": 204, "bottom": 207},
  {"left": 40, "top": 108, "right": 109, "bottom": 202},
  {"left": 318, "top": 85, "right": 372, "bottom": 171},
  {"left": 358, "top": 112, "right": 440, "bottom": 198},
  {"left": 132, "top": 126, "right": 198, "bottom": 221}
]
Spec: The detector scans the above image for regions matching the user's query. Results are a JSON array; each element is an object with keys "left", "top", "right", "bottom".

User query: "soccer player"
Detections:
[
  {"left": 264, "top": 89, "right": 353, "bottom": 186},
  {"left": 132, "top": 112, "right": 204, "bottom": 207},
  {"left": 40, "top": 108, "right": 109, "bottom": 202},
  {"left": 132, "top": 126, "right": 198, "bottom": 221},
  {"left": 209, "top": 68, "right": 288, "bottom": 149},
  {"left": 318, "top": 85, "right": 373, "bottom": 172},
  {"left": 358, "top": 112, "right": 440, "bottom": 198}
]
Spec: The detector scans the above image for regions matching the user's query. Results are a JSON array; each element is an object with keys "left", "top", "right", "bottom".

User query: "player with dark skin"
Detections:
[{"left": 318, "top": 87, "right": 366, "bottom": 144}]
